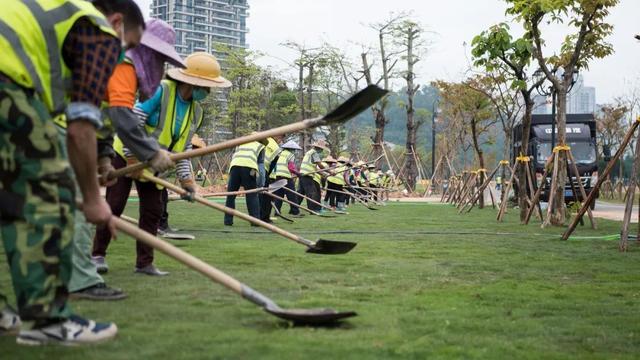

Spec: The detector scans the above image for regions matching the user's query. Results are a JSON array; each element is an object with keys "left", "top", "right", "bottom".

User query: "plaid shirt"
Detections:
[{"left": 62, "top": 18, "right": 121, "bottom": 107}]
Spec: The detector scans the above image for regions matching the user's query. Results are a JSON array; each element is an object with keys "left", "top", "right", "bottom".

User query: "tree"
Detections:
[
  {"left": 394, "top": 19, "right": 427, "bottom": 192},
  {"left": 596, "top": 103, "right": 628, "bottom": 183},
  {"left": 361, "top": 12, "right": 407, "bottom": 166},
  {"left": 435, "top": 80, "right": 497, "bottom": 207},
  {"left": 506, "top": 0, "right": 618, "bottom": 225},
  {"left": 471, "top": 23, "right": 543, "bottom": 220}
]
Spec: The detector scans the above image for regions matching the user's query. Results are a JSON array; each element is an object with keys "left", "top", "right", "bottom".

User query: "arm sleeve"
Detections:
[
  {"left": 288, "top": 161, "right": 300, "bottom": 176},
  {"left": 176, "top": 143, "right": 194, "bottom": 181},
  {"left": 104, "top": 107, "right": 159, "bottom": 161},
  {"left": 135, "top": 86, "right": 163, "bottom": 127}
]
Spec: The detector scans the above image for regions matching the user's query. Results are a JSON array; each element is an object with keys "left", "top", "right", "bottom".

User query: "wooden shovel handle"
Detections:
[
  {"left": 142, "top": 174, "right": 315, "bottom": 248},
  {"left": 112, "top": 216, "right": 243, "bottom": 294}
]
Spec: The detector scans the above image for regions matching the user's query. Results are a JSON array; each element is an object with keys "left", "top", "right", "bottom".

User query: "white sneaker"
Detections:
[
  {"left": 0, "top": 307, "right": 21, "bottom": 335},
  {"left": 16, "top": 315, "right": 117, "bottom": 346}
]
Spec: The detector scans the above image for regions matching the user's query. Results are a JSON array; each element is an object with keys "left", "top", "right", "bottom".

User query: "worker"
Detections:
[
  {"left": 66, "top": 18, "right": 184, "bottom": 302},
  {"left": 271, "top": 140, "right": 303, "bottom": 216},
  {"left": 259, "top": 135, "right": 284, "bottom": 223},
  {"left": 326, "top": 156, "right": 351, "bottom": 214},
  {"left": 322, "top": 156, "right": 339, "bottom": 210},
  {"left": 368, "top": 165, "right": 381, "bottom": 201},
  {"left": 0, "top": 0, "right": 145, "bottom": 345},
  {"left": 94, "top": 52, "right": 230, "bottom": 276},
  {"left": 225, "top": 135, "right": 268, "bottom": 226},
  {"left": 298, "top": 140, "right": 330, "bottom": 212}
]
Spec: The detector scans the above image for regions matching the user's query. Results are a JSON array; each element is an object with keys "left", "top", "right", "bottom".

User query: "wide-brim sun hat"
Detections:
[
  {"left": 281, "top": 140, "right": 302, "bottom": 150},
  {"left": 140, "top": 19, "right": 185, "bottom": 68},
  {"left": 167, "top": 52, "right": 232, "bottom": 88},
  {"left": 311, "top": 139, "right": 329, "bottom": 151},
  {"left": 337, "top": 156, "right": 351, "bottom": 164},
  {"left": 322, "top": 156, "right": 337, "bottom": 163}
]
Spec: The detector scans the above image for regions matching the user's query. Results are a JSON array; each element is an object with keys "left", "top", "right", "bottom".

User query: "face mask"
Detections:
[{"left": 192, "top": 88, "right": 208, "bottom": 101}]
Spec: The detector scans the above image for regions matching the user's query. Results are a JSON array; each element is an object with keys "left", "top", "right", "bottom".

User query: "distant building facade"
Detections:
[
  {"left": 531, "top": 75, "right": 596, "bottom": 115},
  {"left": 150, "top": 0, "right": 249, "bottom": 58}
]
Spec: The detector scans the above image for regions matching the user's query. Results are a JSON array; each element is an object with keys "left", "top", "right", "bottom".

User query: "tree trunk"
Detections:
[
  {"left": 550, "top": 85, "right": 568, "bottom": 225},
  {"left": 518, "top": 97, "right": 534, "bottom": 221},
  {"left": 404, "top": 28, "right": 418, "bottom": 192},
  {"left": 470, "top": 116, "right": 485, "bottom": 208}
]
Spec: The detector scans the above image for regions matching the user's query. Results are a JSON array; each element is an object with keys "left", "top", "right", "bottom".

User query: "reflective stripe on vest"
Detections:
[
  {"left": 273, "top": 150, "right": 294, "bottom": 179},
  {"left": 113, "top": 80, "right": 204, "bottom": 159},
  {"left": 328, "top": 165, "right": 346, "bottom": 186},
  {"left": 0, "top": 0, "right": 116, "bottom": 114},
  {"left": 229, "top": 141, "right": 264, "bottom": 171},
  {"left": 264, "top": 137, "right": 279, "bottom": 170}
]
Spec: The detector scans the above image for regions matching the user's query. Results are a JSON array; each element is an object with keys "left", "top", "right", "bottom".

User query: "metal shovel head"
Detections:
[
  {"left": 322, "top": 85, "right": 388, "bottom": 125},
  {"left": 306, "top": 239, "right": 357, "bottom": 255},
  {"left": 268, "top": 179, "right": 288, "bottom": 192},
  {"left": 264, "top": 305, "right": 357, "bottom": 325}
]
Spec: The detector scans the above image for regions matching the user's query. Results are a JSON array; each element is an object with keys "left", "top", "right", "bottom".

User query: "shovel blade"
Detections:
[
  {"left": 268, "top": 179, "right": 288, "bottom": 192},
  {"left": 306, "top": 239, "right": 357, "bottom": 255},
  {"left": 265, "top": 306, "right": 357, "bottom": 325},
  {"left": 322, "top": 85, "right": 388, "bottom": 125}
]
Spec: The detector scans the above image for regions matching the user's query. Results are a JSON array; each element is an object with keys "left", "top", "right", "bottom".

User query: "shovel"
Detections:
[
  {"left": 271, "top": 203, "right": 294, "bottom": 223},
  {"left": 201, "top": 179, "right": 287, "bottom": 198},
  {"left": 144, "top": 174, "right": 356, "bottom": 255},
  {"left": 264, "top": 191, "right": 336, "bottom": 218},
  {"left": 278, "top": 186, "right": 333, "bottom": 211},
  {"left": 110, "top": 85, "right": 388, "bottom": 179},
  {"left": 326, "top": 187, "right": 379, "bottom": 210},
  {"left": 112, "top": 216, "right": 356, "bottom": 325}
]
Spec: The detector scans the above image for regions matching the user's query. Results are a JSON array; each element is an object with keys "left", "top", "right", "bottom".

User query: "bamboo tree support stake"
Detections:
[
  {"left": 542, "top": 147, "right": 562, "bottom": 228},
  {"left": 563, "top": 118, "right": 640, "bottom": 240},
  {"left": 565, "top": 150, "right": 596, "bottom": 229},
  {"left": 523, "top": 154, "right": 555, "bottom": 225},
  {"left": 524, "top": 159, "right": 543, "bottom": 221},
  {"left": 497, "top": 159, "right": 521, "bottom": 222},
  {"left": 620, "top": 127, "right": 640, "bottom": 250}
]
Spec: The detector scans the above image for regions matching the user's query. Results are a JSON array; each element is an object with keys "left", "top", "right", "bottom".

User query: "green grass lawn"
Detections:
[{"left": 2, "top": 200, "right": 639, "bottom": 359}]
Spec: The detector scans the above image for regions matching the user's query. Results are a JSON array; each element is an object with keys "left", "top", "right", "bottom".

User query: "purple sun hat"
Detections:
[{"left": 139, "top": 19, "right": 185, "bottom": 68}]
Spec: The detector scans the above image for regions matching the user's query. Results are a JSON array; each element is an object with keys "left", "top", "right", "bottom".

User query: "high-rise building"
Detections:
[
  {"left": 530, "top": 75, "right": 596, "bottom": 115},
  {"left": 567, "top": 75, "right": 596, "bottom": 114},
  {"left": 150, "top": 0, "right": 249, "bottom": 58}
]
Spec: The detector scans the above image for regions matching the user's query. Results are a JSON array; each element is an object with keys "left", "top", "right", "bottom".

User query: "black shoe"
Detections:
[
  {"left": 224, "top": 223, "right": 233, "bottom": 226},
  {"left": 70, "top": 283, "right": 127, "bottom": 301}
]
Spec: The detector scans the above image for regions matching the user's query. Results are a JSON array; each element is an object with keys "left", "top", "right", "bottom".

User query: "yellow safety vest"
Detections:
[
  {"left": 300, "top": 149, "right": 322, "bottom": 185},
  {"left": 272, "top": 149, "right": 294, "bottom": 179},
  {"left": 0, "top": 0, "right": 116, "bottom": 114},
  {"left": 327, "top": 165, "right": 346, "bottom": 186},
  {"left": 369, "top": 171, "right": 380, "bottom": 186},
  {"left": 264, "top": 137, "right": 279, "bottom": 171},
  {"left": 113, "top": 79, "right": 204, "bottom": 159},
  {"left": 229, "top": 141, "right": 264, "bottom": 171}
]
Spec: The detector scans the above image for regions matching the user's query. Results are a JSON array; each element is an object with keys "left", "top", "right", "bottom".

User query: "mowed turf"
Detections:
[{"left": 1, "top": 199, "right": 639, "bottom": 359}]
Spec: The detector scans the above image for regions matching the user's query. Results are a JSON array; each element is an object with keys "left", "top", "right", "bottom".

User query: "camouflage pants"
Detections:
[{"left": 0, "top": 82, "right": 74, "bottom": 321}]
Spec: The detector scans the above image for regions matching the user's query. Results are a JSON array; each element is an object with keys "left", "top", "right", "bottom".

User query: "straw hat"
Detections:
[
  {"left": 367, "top": 164, "right": 376, "bottom": 169},
  {"left": 355, "top": 161, "right": 366, "bottom": 167},
  {"left": 386, "top": 170, "right": 394, "bottom": 175},
  {"left": 322, "top": 156, "right": 337, "bottom": 163},
  {"left": 311, "top": 139, "right": 329, "bottom": 151},
  {"left": 191, "top": 134, "right": 206, "bottom": 149},
  {"left": 337, "top": 156, "right": 351, "bottom": 164},
  {"left": 281, "top": 140, "right": 302, "bottom": 151},
  {"left": 167, "top": 52, "right": 231, "bottom": 88}
]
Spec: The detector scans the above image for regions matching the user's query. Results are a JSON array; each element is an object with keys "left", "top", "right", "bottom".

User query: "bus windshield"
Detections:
[{"left": 536, "top": 142, "right": 596, "bottom": 165}]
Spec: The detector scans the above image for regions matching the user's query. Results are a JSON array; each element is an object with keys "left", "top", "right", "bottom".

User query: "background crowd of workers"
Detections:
[{"left": 0, "top": 0, "right": 394, "bottom": 346}]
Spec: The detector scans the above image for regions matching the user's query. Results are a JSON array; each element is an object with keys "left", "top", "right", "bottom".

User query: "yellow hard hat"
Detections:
[{"left": 167, "top": 52, "right": 232, "bottom": 88}]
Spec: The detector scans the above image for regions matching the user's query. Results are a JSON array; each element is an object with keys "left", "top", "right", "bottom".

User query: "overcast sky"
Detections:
[{"left": 137, "top": 0, "right": 640, "bottom": 104}]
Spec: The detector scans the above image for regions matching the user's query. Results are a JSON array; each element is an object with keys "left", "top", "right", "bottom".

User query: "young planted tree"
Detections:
[
  {"left": 361, "top": 12, "right": 407, "bottom": 166},
  {"left": 506, "top": 0, "right": 618, "bottom": 225},
  {"left": 435, "top": 80, "right": 497, "bottom": 207},
  {"left": 471, "top": 23, "right": 544, "bottom": 220},
  {"left": 395, "top": 19, "right": 428, "bottom": 192}
]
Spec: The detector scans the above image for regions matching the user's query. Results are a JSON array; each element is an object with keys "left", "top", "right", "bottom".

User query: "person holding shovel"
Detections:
[
  {"left": 67, "top": 18, "right": 185, "bottom": 301},
  {"left": 0, "top": 0, "right": 146, "bottom": 345},
  {"left": 298, "top": 140, "right": 330, "bottom": 212},
  {"left": 271, "top": 140, "right": 303, "bottom": 216},
  {"left": 93, "top": 52, "right": 230, "bottom": 276},
  {"left": 259, "top": 135, "right": 284, "bottom": 223},
  {"left": 324, "top": 156, "right": 350, "bottom": 214},
  {"left": 225, "top": 135, "right": 269, "bottom": 226}
]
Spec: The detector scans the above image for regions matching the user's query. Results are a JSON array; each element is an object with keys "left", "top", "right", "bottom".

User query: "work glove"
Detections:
[
  {"left": 149, "top": 149, "right": 174, "bottom": 173},
  {"left": 180, "top": 178, "right": 197, "bottom": 202},
  {"left": 98, "top": 156, "right": 117, "bottom": 187},
  {"left": 125, "top": 156, "right": 144, "bottom": 180}
]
